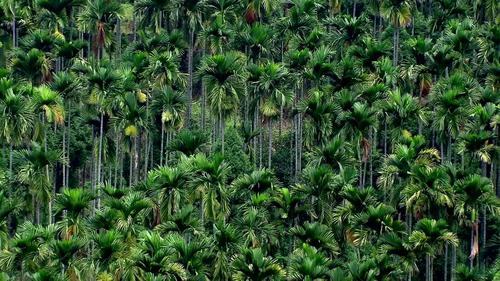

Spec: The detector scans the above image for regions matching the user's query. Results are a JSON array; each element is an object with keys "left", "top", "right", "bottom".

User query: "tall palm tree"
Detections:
[
  {"left": 380, "top": 0, "right": 412, "bottom": 66},
  {"left": 16, "top": 143, "right": 64, "bottom": 225},
  {"left": 78, "top": 0, "right": 123, "bottom": 59},
  {"left": 10, "top": 48, "right": 52, "bottom": 89},
  {"left": 189, "top": 153, "right": 230, "bottom": 223},
  {"left": 198, "top": 52, "right": 246, "bottom": 154},
  {"left": 87, "top": 64, "right": 121, "bottom": 204},
  {"left": 409, "top": 218, "right": 458, "bottom": 281},
  {"left": 0, "top": 90, "right": 35, "bottom": 173},
  {"left": 135, "top": 0, "right": 169, "bottom": 33},
  {"left": 151, "top": 86, "right": 186, "bottom": 165},
  {"left": 55, "top": 188, "right": 94, "bottom": 239},
  {"left": 288, "top": 243, "right": 335, "bottom": 280},
  {"left": 174, "top": 0, "right": 204, "bottom": 126},
  {"left": 454, "top": 175, "right": 499, "bottom": 268},
  {"left": 146, "top": 166, "right": 189, "bottom": 221},
  {"left": 231, "top": 247, "right": 285, "bottom": 281}
]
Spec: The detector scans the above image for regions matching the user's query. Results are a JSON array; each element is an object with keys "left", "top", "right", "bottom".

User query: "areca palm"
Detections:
[
  {"left": 0, "top": 222, "right": 55, "bottom": 279},
  {"left": 78, "top": 0, "right": 123, "bottom": 59},
  {"left": 189, "top": 154, "right": 230, "bottom": 223},
  {"left": 288, "top": 243, "right": 334, "bottom": 280},
  {"left": 231, "top": 247, "right": 285, "bottom": 281},
  {"left": 298, "top": 90, "right": 335, "bottom": 147},
  {"left": 10, "top": 48, "right": 51, "bottom": 88},
  {"left": 135, "top": 0, "right": 169, "bottom": 33},
  {"left": 409, "top": 218, "right": 458, "bottom": 281},
  {"left": 0, "top": 91, "right": 35, "bottom": 172},
  {"left": 165, "top": 233, "right": 212, "bottom": 279},
  {"left": 16, "top": 142, "right": 64, "bottom": 224},
  {"left": 454, "top": 175, "right": 499, "bottom": 267},
  {"left": 106, "top": 192, "right": 152, "bottom": 237},
  {"left": 147, "top": 50, "right": 186, "bottom": 89},
  {"left": 381, "top": 0, "right": 412, "bottom": 66},
  {"left": 87, "top": 64, "right": 121, "bottom": 202},
  {"left": 167, "top": 129, "right": 207, "bottom": 157},
  {"left": 36, "top": 0, "right": 81, "bottom": 32},
  {"left": 151, "top": 86, "right": 186, "bottom": 165},
  {"left": 173, "top": 0, "right": 203, "bottom": 126},
  {"left": 55, "top": 188, "right": 94, "bottom": 238},
  {"left": 402, "top": 164, "right": 453, "bottom": 219},
  {"left": 146, "top": 166, "right": 189, "bottom": 221},
  {"left": 198, "top": 52, "right": 246, "bottom": 153}
]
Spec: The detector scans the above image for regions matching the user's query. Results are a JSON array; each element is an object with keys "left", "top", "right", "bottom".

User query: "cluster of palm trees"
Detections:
[{"left": 0, "top": 0, "right": 499, "bottom": 280}]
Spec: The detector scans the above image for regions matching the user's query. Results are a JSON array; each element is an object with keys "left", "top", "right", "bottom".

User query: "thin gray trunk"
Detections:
[
  {"left": 160, "top": 122, "right": 165, "bottom": 166},
  {"left": 444, "top": 244, "right": 448, "bottom": 281},
  {"left": 116, "top": 18, "right": 122, "bottom": 58},
  {"left": 97, "top": 112, "right": 104, "bottom": 210},
  {"left": 9, "top": 143, "right": 13, "bottom": 175},
  {"left": 268, "top": 120, "right": 272, "bottom": 168},
  {"left": 66, "top": 109, "right": 71, "bottom": 188},
  {"left": 393, "top": 25, "right": 400, "bottom": 66},
  {"left": 12, "top": 18, "right": 16, "bottom": 48},
  {"left": 221, "top": 114, "right": 225, "bottom": 154},
  {"left": 187, "top": 28, "right": 194, "bottom": 126},
  {"left": 114, "top": 133, "right": 119, "bottom": 187},
  {"left": 134, "top": 136, "right": 139, "bottom": 184}
]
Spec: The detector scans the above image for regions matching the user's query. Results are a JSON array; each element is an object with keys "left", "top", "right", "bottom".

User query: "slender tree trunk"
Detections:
[
  {"left": 393, "top": 24, "right": 400, "bottom": 67},
  {"left": 134, "top": 136, "right": 139, "bottom": 184},
  {"left": 97, "top": 112, "right": 104, "bottom": 210},
  {"left": 66, "top": 109, "right": 71, "bottom": 188},
  {"left": 187, "top": 28, "right": 194, "bottom": 126},
  {"left": 268, "top": 119, "right": 272, "bottom": 168},
  {"left": 221, "top": 114, "right": 225, "bottom": 154},
  {"left": 9, "top": 143, "right": 13, "bottom": 175},
  {"left": 114, "top": 132, "right": 119, "bottom": 187},
  {"left": 116, "top": 18, "right": 122, "bottom": 59},
  {"left": 12, "top": 18, "right": 16, "bottom": 48},
  {"left": 160, "top": 122, "right": 165, "bottom": 166},
  {"left": 444, "top": 244, "right": 448, "bottom": 281}
]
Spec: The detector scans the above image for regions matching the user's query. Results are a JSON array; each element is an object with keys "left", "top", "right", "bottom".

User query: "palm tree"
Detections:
[
  {"left": 55, "top": 188, "right": 95, "bottom": 239},
  {"left": 165, "top": 233, "right": 212, "bottom": 279},
  {"left": 380, "top": 0, "right": 412, "bottom": 66},
  {"left": 146, "top": 166, "right": 189, "bottom": 221},
  {"left": 78, "top": 0, "right": 123, "bottom": 59},
  {"left": 0, "top": 90, "right": 35, "bottom": 173},
  {"left": 256, "top": 62, "right": 288, "bottom": 168},
  {"left": 0, "top": 191, "right": 17, "bottom": 249},
  {"left": 0, "top": 222, "right": 55, "bottom": 280},
  {"left": 174, "top": 0, "right": 203, "bottom": 126},
  {"left": 168, "top": 129, "right": 207, "bottom": 157},
  {"left": 50, "top": 237, "right": 83, "bottom": 277},
  {"left": 290, "top": 222, "right": 339, "bottom": 254},
  {"left": 87, "top": 64, "right": 121, "bottom": 204},
  {"left": 288, "top": 243, "right": 335, "bottom": 280},
  {"left": 231, "top": 247, "right": 285, "bottom": 281},
  {"left": 135, "top": 0, "right": 169, "bottom": 33},
  {"left": 409, "top": 218, "right": 458, "bottom": 281},
  {"left": 151, "top": 86, "right": 186, "bottom": 165},
  {"left": 298, "top": 90, "right": 335, "bottom": 147},
  {"left": 106, "top": 192, "right": 152, "bottom": 238},
  {"left": 454, "top": 175, "right": 499, "bottom": 268},
  {"left": 402, "top": 164, "right": 453, "bottom": 219},
  {"left": 16, "top": 142, "right": 64, "bottom": 224},
  {"left": 147, "top": 50, "right": 186, "bottom": 89},
  {"left": 198, "top": 52, "right": 246, "bottom": 154},
  {"left": 189, "top": 154, "right": 230, "bottom": 223},
  {"left": 10, "top": 48, "right": 51, "bottom": 89}
]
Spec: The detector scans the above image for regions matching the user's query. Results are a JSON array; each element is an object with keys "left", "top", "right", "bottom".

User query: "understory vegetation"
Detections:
[{"left": 0, "top": 0, "right": 499, "bottom": 280}]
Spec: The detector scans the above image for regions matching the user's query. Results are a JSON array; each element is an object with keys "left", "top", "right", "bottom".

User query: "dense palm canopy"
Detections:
[{"left": 0, "top": 1, "right": 499, "bottom": 280}]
